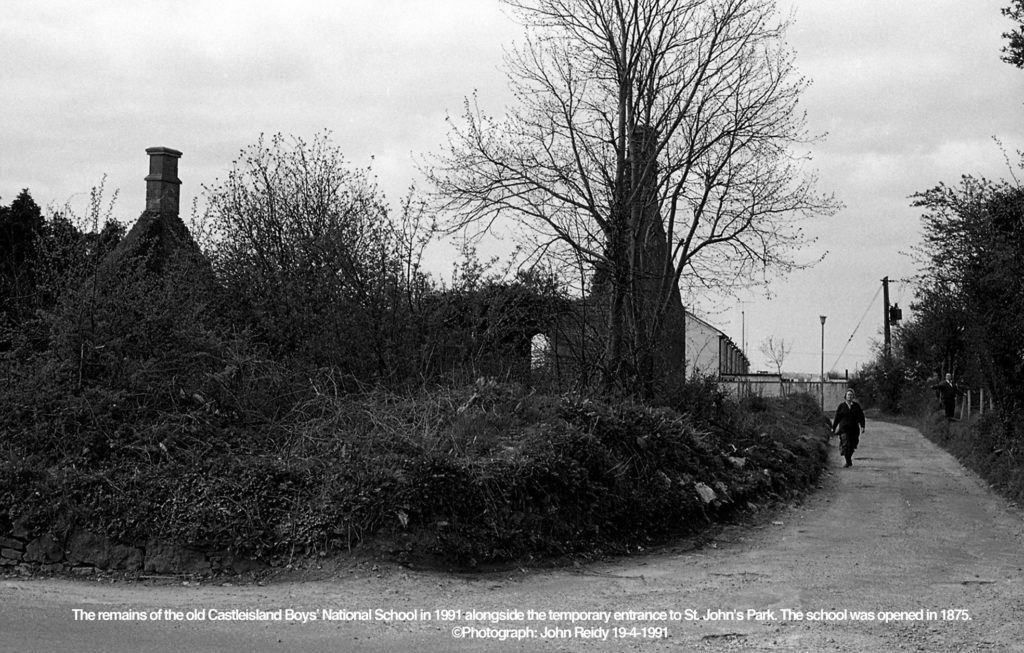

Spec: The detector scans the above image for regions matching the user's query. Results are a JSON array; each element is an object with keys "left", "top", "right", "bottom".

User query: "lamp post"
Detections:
[
  {"left": 741, "top": 310, "right": 745, "bottom": 358},
  {"left": 819, "top": 315, "right": 827, "bottom": 411}
]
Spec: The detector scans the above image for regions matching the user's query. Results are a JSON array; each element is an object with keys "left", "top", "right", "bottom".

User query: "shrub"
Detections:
[
  {"left": 652, "top": 373, "right": 728, "bottom": 422},
  {"left": 1, "top": 381, "right": 829, "bottom": 566}
]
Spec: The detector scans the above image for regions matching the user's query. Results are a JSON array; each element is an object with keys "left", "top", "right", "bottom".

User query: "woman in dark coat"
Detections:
[{"left": 832, "top": 389, "right": 865, "bottom": 468}]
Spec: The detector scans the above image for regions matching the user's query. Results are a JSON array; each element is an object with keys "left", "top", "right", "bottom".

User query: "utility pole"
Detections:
[{"left": 882, "top": 276, "right": 892, "bottom": 362}]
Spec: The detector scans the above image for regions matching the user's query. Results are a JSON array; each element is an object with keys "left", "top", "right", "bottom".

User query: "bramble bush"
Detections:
[{"left": 2, "top": 377, "right": 829, "bottom": 565}]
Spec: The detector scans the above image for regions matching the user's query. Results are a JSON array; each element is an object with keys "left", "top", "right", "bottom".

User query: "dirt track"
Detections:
[{"left": 3, "top": 420, "right": 1024, "bottom": 652}]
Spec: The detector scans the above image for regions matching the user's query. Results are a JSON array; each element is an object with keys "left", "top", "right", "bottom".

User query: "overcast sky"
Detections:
[{"left": 3, "top": 0, "right": 1023, "bottom": 374}]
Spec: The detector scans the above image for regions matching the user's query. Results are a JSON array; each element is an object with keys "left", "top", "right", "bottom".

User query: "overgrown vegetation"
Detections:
[
  {"left": 1, "top": 374, "right": 827, "bottom": 566},
  {"left": 1, "top": 128, "right": 831, "bottom": 571}
]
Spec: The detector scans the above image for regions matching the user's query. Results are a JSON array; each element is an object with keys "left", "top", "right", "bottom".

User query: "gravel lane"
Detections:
[{"left": 2, "top": 420, "right": 1023, "bottom": 652}]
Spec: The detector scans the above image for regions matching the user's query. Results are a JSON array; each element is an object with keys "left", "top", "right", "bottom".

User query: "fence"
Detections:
[
  {"left": 720, "top": 374, "right": 850, "bottom": 409},
  {"left": 957, "top": 387, "right": 996, "bottom": 420}
]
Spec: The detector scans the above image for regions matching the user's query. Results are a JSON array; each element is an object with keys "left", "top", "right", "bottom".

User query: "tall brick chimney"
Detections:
[
  {"left": 144, "top": 146, "right": 182, "bottom": 216},
  {"left": 100, "top": 145, "right": 208, "bottom": 275}
]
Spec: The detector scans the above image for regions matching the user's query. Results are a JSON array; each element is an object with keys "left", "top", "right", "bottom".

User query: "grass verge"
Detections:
[{"left": 914, "top": 408, "right": 1024, "bottom": 505}]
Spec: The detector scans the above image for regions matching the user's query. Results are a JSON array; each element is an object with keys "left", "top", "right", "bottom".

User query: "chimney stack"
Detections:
[{"left": 144, "top": 146, "right": 182, "bottom": 216}]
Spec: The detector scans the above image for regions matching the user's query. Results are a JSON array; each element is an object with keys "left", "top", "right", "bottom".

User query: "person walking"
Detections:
[
  {"left": 832, "top": 389, "right": 865, "bottom": 468},
  {"left": 931, "top": 373, "right": 963, "bottom": 421}
]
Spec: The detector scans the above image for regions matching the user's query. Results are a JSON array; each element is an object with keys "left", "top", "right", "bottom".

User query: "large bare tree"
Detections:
[{"left": 427, "top": 0, "right": 839, "bottom": 392}]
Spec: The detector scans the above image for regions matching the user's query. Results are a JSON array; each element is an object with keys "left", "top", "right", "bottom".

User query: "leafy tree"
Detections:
[
  {"left": 0, "top": 190, "right": 44, "bottom": 317},
  {"left": 1003, "top": 0, "right": 1024, "bottom": 68},
  {"left": 850, "top": 352, "right": 908, "bottom": 414},
  {"left": 0, "top": 185, "right": 125, "bottom": 331},
  {"left": 908, "top": 169, "right": 1024, "bottom": 410},
  {"left": 428, "top": 0, "right": 838, "bottom": 393}
]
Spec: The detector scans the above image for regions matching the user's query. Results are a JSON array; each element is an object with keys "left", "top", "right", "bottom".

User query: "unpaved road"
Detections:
[{"left": 3, "top": 420, "right": 1024, "bottom": 652}]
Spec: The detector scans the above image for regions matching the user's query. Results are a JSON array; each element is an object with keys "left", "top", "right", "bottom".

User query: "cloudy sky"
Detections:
[{"left": 2, "top": 0, "right": 1022, "bottom": 374}]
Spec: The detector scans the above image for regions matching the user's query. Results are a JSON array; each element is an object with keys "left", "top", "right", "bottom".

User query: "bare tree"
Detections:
[
  {"left": 427, "top": 0, "right": 839, "bottom": 392},
  {"left": 760, "top": 335, "right": 791, "bottom": 377}
]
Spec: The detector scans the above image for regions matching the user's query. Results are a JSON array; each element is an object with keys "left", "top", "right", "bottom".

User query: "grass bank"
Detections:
[
  {"left": 1, "top": 382, "right": 830, "bottom": 572},
  {"left": 914, "top": 408, "right": 1024, "bottom": 505}
]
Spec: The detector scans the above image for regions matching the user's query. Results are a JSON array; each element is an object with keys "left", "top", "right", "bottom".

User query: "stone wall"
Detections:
[{"left": 0, "top": 528, "right": 266, "bottom": 577}]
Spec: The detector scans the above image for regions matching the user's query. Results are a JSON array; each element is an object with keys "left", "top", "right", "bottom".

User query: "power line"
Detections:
[{"left": 830, "top": 284, "right": 883, "bottom": 371}]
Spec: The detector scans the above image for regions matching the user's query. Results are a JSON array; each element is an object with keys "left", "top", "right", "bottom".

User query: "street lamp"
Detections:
[{"left": 819, "top": 315, "right": 827, "bottom": 411}]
